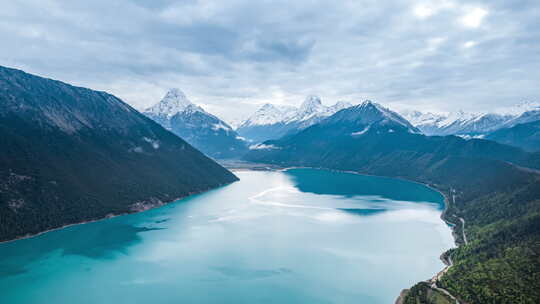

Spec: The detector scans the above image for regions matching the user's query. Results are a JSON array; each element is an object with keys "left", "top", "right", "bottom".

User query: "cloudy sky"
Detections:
[{"left": 1, "top": 0, "right": 538, "bottom": 121}]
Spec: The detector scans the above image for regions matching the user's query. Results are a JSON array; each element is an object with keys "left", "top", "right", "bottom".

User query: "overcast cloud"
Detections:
[{"left": 1, "top": 0, "right": 538, "bottom": 121}]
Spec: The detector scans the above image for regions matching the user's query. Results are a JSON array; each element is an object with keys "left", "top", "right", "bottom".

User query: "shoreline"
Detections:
[
  {"left": 281, "top": 166, "right": 464, "bottom": 303},
  {"left": 0, "top": 181, "right": 236, "bottom": 245},
  {"left": 225, "top": 162, "right": 463, "bottom": 304}
]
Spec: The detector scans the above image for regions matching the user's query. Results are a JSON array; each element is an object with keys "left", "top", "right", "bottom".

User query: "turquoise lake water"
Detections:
[{"left": 0, "top": 169, "right": 454, "bottom": 303}]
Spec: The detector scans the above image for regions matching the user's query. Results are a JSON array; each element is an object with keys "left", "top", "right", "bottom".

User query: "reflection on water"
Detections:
[
  {"left": 0, "top": 169, "right": 454, "bottom": 304},
  {"left": 286, "top": 169, "right": 444, "bottom": 208},
  {"left": 338, "top": 208, "right": 387, "bottom": 216}
]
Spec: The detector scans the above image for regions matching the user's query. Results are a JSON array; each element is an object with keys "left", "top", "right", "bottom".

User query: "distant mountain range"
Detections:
[
  {"left": 0, "top": 66, "right": 237, "bottom": 242},
  {"left": 144, "top": 89, "right": 247, "bottom": 159},
  {"left": 244, "top": 100, "right": 535, "bottom": 173},
  {"left": 236, "top": 95, "right": 351, "bottom": 143},
  {"left": 234, "top": 98, "right": 540, "bottom": 151},
  {"left": 400, "top": 101, "right": 540, "bottom": 136}
]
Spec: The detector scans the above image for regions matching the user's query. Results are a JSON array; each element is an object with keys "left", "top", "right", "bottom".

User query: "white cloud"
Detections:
[
  {"left": 460, "top": 7, "right": 488, "bottom": 28},
  {"left": 412, "top": 1, "right": 455, "bottom": 18},
  {"left": 413, "top": 5, "right": 434, "bottom": 18},
  {"left": 427, "top": 37, "right": 447, "bottom": 51},
  {"left": 0, "top": 0, "right": 537, "bottom": 119},
  {"left": 463, "top": 41, "right": 477, "bottom": 48}
]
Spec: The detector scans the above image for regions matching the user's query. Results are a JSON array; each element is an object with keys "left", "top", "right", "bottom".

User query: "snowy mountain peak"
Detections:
[
  {"left": 239, "top": 96, "right": 355, "bottom": 131},
  {"left": 145, "top": 88, "right": 193, "bottom": 118},
  {"left": 332, "top": 101, "right": 353, "bottom": 110},
  {"left": 260, "top": 103, "right": 277, "bottom": 110},
  {"left": 400, "top": 109, "right": 447, "bottom": 127},
  {"left": 165, "top": 88, "right": 187, "bottom": 100},
  {"left": 239, "top": 103, "right": 296, "bottom": 127},
  {"left": 299, "top": 95, "right": 323, "bottom": 113},
  {"left": 327, "top": 100, "right": 419, "bottom": 132},
  {"left": 292, "top": 95, "right": 327, "bottom": 122},
  {"left": 360, "top": 100, "right": 375, "bottom": 106},
  {"left": 358, "top": 100, "right": 392, "bottom": 114}
]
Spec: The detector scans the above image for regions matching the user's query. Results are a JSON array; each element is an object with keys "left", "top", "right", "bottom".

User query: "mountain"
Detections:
[
  {"left": 443, "top": 112, "right": 514, "bottom": 136},
  {"left": 402, "top": 101, "right": 540, "bottom": 137},
  {"left": 486, "top": 120, "right": 540, "bottom": 152},
  {"left": 401, "top": 110, "right": 514, "bottom": 136},
  {"left": 0, "top": 66, "right": 238, "bottom": 242},
  {"left": 502, "top": 107, "right": 540, "bottom": 128},
  {"left": 234, "top": 103, "right": 297, "bottom": 143},
  {"left": 144, "top": 89, "right": 247, "bottom": 159},
  {"left": 236, "top": 95, "right": 352, "bottom": 143}
]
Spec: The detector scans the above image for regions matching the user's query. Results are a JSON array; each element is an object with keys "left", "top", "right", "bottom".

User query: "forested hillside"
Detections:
[{"left": 0, "top": 66, "right": 238, "bottom": 242}]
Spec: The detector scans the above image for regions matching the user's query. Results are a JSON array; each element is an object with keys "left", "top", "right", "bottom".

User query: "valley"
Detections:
[
  {"left": 1, "top": 66, "right": 539, "bottom": 303},
  {"left": 2, "top": 1, "right": 539, "bottom": 303}
]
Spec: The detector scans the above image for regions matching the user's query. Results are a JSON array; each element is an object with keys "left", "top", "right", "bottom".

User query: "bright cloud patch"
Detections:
[
  {"left": 463, "top": 41, "right": 477, "bottom": 48},
  {"left": 414, "top": 5, "right": 434, "bottom": 18},
  {"left": 249, "top": 144, "right": 280, "bottom": 150},
  {"left": 461, "top": 7, "right": 488, "bottom": 28},
  {"left": 0, "top": 0, "right": 536, "bottom": 118}
]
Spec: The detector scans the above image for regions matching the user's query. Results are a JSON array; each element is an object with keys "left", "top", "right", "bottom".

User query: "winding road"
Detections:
[{"left": 428, "top": 190, "right": 467, "bottom": 304}]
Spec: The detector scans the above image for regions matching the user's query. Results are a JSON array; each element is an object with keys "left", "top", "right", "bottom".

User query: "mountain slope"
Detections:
[
  {"left": 144, "top": 89, "right": 247, "bottom": 159},
  {"left": 236, "top": 95, "right": 352, "bottom": 143},
  {"left": 486, "top": 120, "right": 540, "bottom": 152},
  {"left": 0, "top": 66, "right": 238, "bottom": 242},
  {"left": 502, "top": 108, "right": 540, "bottom": 128}
]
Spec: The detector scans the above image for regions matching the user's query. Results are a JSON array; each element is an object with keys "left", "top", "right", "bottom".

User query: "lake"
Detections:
[{"left": 0, "top": 168, "right": 454, "bottom": 303}]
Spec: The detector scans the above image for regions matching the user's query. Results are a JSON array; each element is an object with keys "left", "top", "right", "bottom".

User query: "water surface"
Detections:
[{"left": 0, "top": 169, "right": 454, "bottom": 303}]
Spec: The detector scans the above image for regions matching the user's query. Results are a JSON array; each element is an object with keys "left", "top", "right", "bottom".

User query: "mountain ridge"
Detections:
[
  {"left": 236, "top": 95, "right": 352, "bottom": 143},
  {"left": 400, "top": 102, "right": 540, "bottom": 137}
]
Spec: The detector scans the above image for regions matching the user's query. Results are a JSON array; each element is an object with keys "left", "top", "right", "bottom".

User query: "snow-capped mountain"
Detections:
[
  {"left": 401, "top": 110, "right": 513, "bottom": 136},
  {"left": 237, "top": 95, "right": 352, "bottom": 143},
  {"left": 324, "top": 100, "right": 419, "bottom": 133},
  {"left": 293, "top": 95, "right": 327, "bottom": 121},
  {"left": 329, "top": 101, "right": 354, "bottom": 113},
  {"left": 244, "top": 99, "right": 432, "bottom": 164},
  {"left": 144, "top": 88, "right": 192, "bottom": 129},
  {"left": 502, "top": 106, "right": 540, "bottom": 128},
  {"left": 144, "top": 89, "right": 247, "bottom": 159},
  {"left": 400, "top": 101, "right": 540, "bottom": 138},
  {"left": 399, "top": 110, "right": 447, "bottom": 135},
  {"left": 239, "top": 103, "right": 297, "bottom": 127},
  {"left": 440, "top": 112, "right": 514, "bottom": 136}
]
